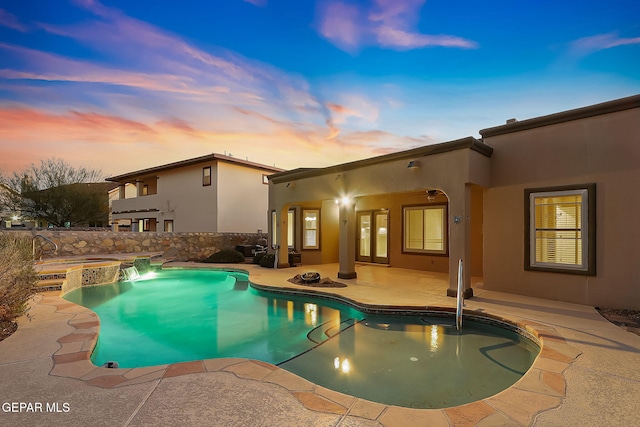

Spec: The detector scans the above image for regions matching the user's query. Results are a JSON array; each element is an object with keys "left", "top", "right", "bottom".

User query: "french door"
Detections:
[{"left": 356, "top": 210, "right": 389, "bottom": 264}]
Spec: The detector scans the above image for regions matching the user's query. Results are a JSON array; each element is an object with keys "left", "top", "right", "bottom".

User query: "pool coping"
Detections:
[{"left": 44, "top": 270, "right": 582, "bottom": 426}]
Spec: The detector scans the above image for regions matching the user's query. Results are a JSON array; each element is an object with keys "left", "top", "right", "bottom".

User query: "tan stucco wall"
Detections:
[{"left": 483, "top": 107, "right": 640, "bottom": 309}]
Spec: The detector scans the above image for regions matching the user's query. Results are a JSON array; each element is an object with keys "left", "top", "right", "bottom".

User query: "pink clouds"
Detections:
[
  {"left": 0, "top": 0, "right": 446, "bottom": 177},
  {"left": 569, "top": 32, "right": 640, "bottom": 57},
  {"left": 0, "top": 8, "right": 28, "bottom": 32},
  {"left": 317, "top": 2, "right": 363, "bottom": 52},
  {"left": 316, "top": 0, "right": 477, "bottom": 52},
  {"left": 243, "top": 0, "right": 268, "bottom": 7}
]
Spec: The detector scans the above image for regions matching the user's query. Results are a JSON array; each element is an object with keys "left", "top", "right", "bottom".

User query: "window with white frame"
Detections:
[
  {"left": 403, "top": 205, "right": 447, "bottom": 254},
  {"left": 302, "top": 209, "right": 320, "bottom": 249},
  {"left": 525, "top": 184, "right": 595, "bottom": 275}
]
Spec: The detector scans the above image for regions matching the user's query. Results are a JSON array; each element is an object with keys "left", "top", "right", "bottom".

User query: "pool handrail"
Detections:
[
  {"left": 33, "top": 234, "right": 59, "bottom": 259},
  {"left": 456, "top": 259, "right": 464, "bottom": 332}
]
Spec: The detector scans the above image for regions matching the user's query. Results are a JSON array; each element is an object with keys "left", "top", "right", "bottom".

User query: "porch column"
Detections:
[
  {"left": 136, "top": 180, "right": 144, "bottom": 197},
  {"left": 447, "top": 184, "right": 473, "bottom": 298},
  {"left": 338, "top": 200, "right": 357, "bottom": 279},
  {"left": 118, "top": 184, "right": 126, "bottom": 199}
]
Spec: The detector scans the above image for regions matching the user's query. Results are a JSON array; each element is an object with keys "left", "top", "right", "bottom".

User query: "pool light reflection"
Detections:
[{"left": 333, "top": 356, "right": 351, "bottom": 373}]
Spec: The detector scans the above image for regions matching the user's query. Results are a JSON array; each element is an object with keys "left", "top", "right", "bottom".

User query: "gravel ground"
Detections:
[{"left": 597, "top": 308, "right": 640, "bottom": 336}]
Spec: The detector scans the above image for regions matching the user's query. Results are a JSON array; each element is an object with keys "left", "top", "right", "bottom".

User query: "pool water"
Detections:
[{"left": 63, "top": 269, "right": 539, "bottom": 409}]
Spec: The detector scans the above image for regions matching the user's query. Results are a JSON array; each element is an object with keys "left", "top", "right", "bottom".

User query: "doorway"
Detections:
[{"left": 356, "top": 210, "right": 389, "bottom": 264}]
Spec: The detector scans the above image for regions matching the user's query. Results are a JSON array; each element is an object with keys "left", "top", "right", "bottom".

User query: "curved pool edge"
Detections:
[{"left": 42, "top": 266, "right": 583, "bottom": 425}]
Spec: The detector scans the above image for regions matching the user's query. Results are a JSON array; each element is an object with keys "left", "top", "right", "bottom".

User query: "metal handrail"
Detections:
[
  {"left": 456, "top": 259, "right": 464, "bottom": 332},
  {"left": 32, "top": 234, "right": 59, "bottom": 259}
]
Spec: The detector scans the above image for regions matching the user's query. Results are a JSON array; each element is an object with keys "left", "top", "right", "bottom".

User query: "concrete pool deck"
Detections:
[{"left": 1, "top": 262, "right": 639, "bottom": 426}]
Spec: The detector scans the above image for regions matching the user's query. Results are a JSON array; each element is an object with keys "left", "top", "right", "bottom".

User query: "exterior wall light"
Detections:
[
  {"left": 427, "top": 190, "right": 438, "bottom": 202},
  {"left": 407, "top": 160, "right": 419, "bottom": 169}
]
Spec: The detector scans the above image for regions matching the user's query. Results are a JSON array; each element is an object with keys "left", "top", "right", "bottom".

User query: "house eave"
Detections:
[
  {"left": 106, "top": 153, "right": 285, "bottom": 182},
  {"left": 270, "top": 137, "right": 492, "bottom": 184}
]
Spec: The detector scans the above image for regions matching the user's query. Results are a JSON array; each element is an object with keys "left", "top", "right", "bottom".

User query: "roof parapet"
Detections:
[{"left": 480, "top": 94, "right": 640, "bottom": 138}]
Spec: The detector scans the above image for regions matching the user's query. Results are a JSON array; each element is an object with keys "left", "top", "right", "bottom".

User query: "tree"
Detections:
[{"left": 2, "top": 158, "right": 108, "bottom": 227}]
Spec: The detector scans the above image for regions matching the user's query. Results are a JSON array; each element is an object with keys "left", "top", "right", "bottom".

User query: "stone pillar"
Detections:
[
  {"left": 338, "top": 199, "right": 357, "bottom": 279},
  {"left": 447, "top": 184, "right": 473, "bottom": 298}
]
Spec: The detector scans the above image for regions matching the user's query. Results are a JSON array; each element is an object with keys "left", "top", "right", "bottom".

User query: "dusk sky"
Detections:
[{"left": 1, "top": 0, "right": 639, "bottom": 177}]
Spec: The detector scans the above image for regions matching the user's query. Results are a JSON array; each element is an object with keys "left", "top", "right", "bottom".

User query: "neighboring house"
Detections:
[
  {"left": 107, "top": 154, "right": 284, "bottom": 233},
  {"left": 268, "top": 94, "right": 640, "bottom": 309}
]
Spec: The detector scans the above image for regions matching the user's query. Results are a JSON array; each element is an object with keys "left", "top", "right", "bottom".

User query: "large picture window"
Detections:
[
  {"left": 302, "top": 209, "right": 320, "bottom": 250},
  {"left": 403, "top": 205, "right": 447, "bottom": 255},
  {"left": 525, "top": 184, "right": 595, "bottom": 275}
]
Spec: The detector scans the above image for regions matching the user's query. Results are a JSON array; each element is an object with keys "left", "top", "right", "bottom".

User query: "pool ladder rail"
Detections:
[
  {"left": 32, "top": 234, "right": 58, "bottom": 260},
  {"left": 456, "top": 259, "right": 464, "bottom": 332}
]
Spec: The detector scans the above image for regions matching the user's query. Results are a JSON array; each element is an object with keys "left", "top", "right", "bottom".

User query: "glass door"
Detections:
[
  {"left": 373, "top": 211, "right": 389, "bottom": 264},
  {"left": 356, "top": 210, "right": 389, "bottom": 264},
  {"left": 357, "top": 212, "right": 372, "bottom": 263}
]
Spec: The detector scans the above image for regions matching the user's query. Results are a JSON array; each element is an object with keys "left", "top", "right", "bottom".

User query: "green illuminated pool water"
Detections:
[{"left": 63, "top": 268, "right": 540, "bottom": 409}]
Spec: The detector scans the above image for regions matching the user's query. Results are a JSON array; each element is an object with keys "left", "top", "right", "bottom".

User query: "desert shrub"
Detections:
[
  {"left": 259, "top": 253, "right": 275, "bottom": 268},
  {"left": 0, "top": 234, "right": 38, "bottom": 323},
  {"left": 202, "top": 249, "right": 245, "bottom": 264}
]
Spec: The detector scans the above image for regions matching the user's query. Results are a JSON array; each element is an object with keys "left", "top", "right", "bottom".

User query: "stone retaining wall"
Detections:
[{"left": 3, "top": 230, "right": 266, "bottom": 261}]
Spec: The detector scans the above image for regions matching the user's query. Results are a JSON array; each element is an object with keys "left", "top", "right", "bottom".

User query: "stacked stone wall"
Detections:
[{"left": 3, "top": 230, "right": 266, "bottom": 262}]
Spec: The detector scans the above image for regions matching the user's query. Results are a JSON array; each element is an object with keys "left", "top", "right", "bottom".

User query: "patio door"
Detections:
[{"left": 357, "top": 210, "right": 389, "bottom": 264}]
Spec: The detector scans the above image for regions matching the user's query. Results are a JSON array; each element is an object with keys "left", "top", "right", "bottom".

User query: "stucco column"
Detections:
[
  {"left": 447, "top": 184, "right": 473, "bottom": 298},
  {"left": 338, "top": 200, "right": 357, "bottom": 279},
  {"left": 136, "top": 180, "right": 144, "bottom": 197},
  {"left": 118, "top": 184, "right": 126, "bottom": 199}
]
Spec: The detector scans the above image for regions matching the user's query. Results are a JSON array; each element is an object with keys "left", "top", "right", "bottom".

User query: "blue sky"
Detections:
[{"left": 1, "top": 0, "right": 638, "bottom": 176}]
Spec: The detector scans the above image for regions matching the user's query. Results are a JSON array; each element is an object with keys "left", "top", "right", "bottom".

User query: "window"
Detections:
[
  {"left": 302, "top": 209, "right": 320, "bottom": 250},
  {"left": 525, "top": 184, "right": 595, "bottom": 275},
  {"left": 142, "top": 185, "right": 148, "bottom": 196},
  {"left": 202, "top": 166, "right": 212, "bottom": 186},
  {"left": 272, "top": 210, "right": 295, "bottom": 248},
  {"left": 262, "top": 174, "right": 269, "bottom": 185},
  {"left": 143, "top": 218, "right": 150, "bottom": 231},
  {"left": 403, "top": 205, "right": 447, "bottom": 254},
  {"left": 164, "top": 220, "right": 174, "bottom": 232}
]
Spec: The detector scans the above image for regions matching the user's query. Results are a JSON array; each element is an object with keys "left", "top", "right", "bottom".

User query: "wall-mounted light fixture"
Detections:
[
  {"left": 335, "top": 196, "right": 351, "bottom": 205},
  {"left": 407, "top": 160, "right": 420, "bottom": 169},
  {"left": 427, "top": 190, "right": 438, "bottom": 202}
]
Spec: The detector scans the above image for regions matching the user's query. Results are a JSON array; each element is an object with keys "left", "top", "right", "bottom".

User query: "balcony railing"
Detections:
[{"left": 111, "top": 194, "right": 159, "bottom": 215}]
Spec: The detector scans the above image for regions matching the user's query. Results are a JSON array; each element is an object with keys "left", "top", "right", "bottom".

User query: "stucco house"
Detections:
[
  {"left": 107, "top": 154, "right": 283, "bottom": 233},
  {"left": 268, "top": 94, "right": 640, "bottom": 309}
]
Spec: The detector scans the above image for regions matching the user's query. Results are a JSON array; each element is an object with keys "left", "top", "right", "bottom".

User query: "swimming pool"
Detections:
[{"left": 63, "top": 268, "right": 540, "bottom": 409}]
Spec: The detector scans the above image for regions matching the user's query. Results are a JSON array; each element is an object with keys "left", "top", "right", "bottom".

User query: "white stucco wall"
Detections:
[{"left": 217, "top": 161, "right": 271, "bottom": 233}]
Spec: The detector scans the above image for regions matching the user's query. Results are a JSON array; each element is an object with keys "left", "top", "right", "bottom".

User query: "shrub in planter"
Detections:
[
  {"left": 259, "top": 253, "right": 275, "bottom": 268},
  {"left": 202, "top": 249, "right": 245, "bottom": 264},
  {"left": 0, "top": 234, "right": 38, "bottom": 338}
]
